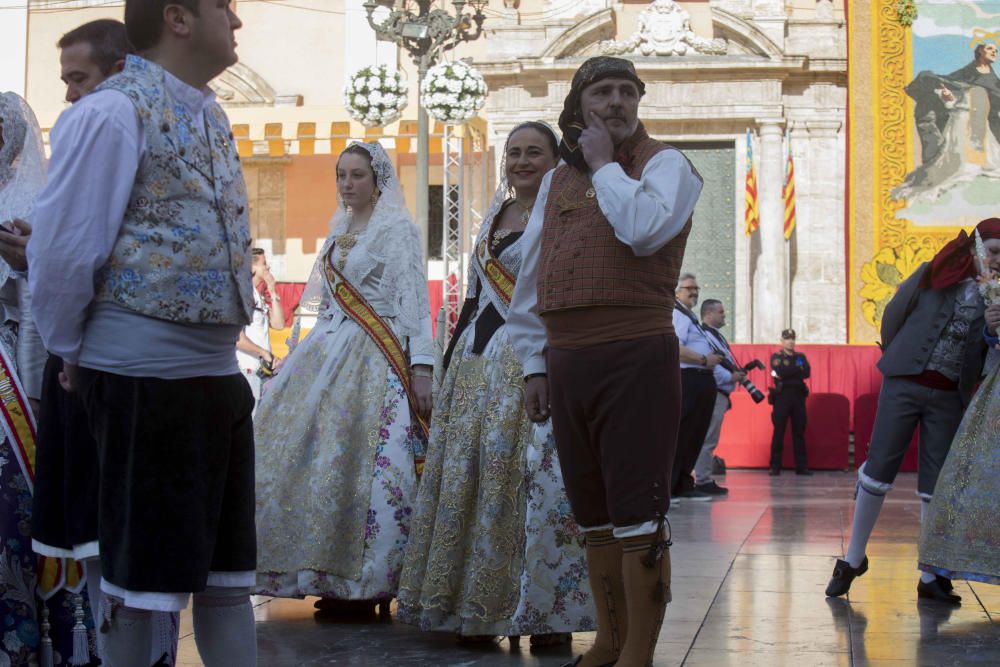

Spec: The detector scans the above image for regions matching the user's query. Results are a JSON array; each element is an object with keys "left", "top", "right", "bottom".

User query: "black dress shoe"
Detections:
[
  {"left": 768, "top": 468, "right": 780, "bottom": 476},
  {"left": 936, "top": 575, "right": 954, "bottom": 593},
  {"left": 796, "top": 469, "right": 814, "bottom": 476},
  {"left": 825, "top": 557, "right": 868, "bottom": 597},
  {"left": 918, "top": 577, "right": 962, "bottom": 605}
]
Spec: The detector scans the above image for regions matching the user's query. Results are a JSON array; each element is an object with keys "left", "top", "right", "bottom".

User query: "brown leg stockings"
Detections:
[{"left": 578, "top": 529, "right": 628, "bottom": 667}]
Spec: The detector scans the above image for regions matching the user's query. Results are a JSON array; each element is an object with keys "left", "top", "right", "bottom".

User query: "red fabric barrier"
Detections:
[
  {"left": 715, "top": 344, "right": 884, "bottom": 470},
  {"left": 717, "top": 392, "right": 851, "bottom": 469}
]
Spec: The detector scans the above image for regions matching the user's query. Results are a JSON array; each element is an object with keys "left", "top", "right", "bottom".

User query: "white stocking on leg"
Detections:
[
  {"left": 150, "top": 611, "right": 180, "bottom": 665},
  {"left": 100, "top": 598, "right": 153, "bottom": 667},
  {"left": 192, "top": 587, "right": 257, "bottom": 667},
  {"left": 83, "top": 558, "right": 105, "bottom": 661},
  {"left": 919, "top": 497, "right": 936, "bottom": 584},
  {"left": 845, "top": 486, "right": 886, "bottom": 569}
]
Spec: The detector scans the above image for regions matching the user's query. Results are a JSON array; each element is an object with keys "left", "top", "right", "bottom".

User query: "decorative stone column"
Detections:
[
  {"left": 793, "top": 119, "right": 846, "bottom": 342},
  {"left": 752, "top": 120, "right": 788, "bottom": 342}
]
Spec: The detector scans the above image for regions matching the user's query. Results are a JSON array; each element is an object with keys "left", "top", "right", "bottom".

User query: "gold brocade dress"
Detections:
[
  {"left": 397, "top": 228, "right": 595, "bottom": 635},
  {"left": 919, "top": 352, "right": 1000, "bottom": 585},
  {"left": 254, "top": 222, "right": 431, "bottom": 601}
]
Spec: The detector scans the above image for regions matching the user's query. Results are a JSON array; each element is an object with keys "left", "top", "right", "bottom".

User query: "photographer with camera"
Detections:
[
  {"left": 768, "top": 329, "right": 812, "bottom": 476},
  {"left": 672, "top": 274, "right": 725, "bottom": 502},
  {"left": 691, "top": 300, "right": 744, "bottom": 496},
  {"left": 236, "top": 248, "right": 286, "bottom": 401}
]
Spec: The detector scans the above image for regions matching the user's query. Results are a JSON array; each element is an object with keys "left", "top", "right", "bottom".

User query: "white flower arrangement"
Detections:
[
  {"left": 344, "top": 65, "right": 409, "bottom": 128},
  {"left": 420, "top": 61, "right": 487, "bottom": 124}
]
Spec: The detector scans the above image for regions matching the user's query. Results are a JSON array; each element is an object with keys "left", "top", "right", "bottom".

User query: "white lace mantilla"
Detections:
[{"left": 301, "top": 142, "right": 432, "bottom": 360}]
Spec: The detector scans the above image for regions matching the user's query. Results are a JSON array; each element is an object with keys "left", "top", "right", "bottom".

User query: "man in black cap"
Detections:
[
  {"left": 510, "top": 55, "right": 703, "bottom": 667},
  {"left": 768, "top": 329, "right": 812, "bottom": 475}
]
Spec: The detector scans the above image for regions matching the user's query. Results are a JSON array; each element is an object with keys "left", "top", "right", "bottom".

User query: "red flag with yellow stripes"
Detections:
[
  {"left": 744, "top": 129, "right": 760, "bottom": 237},
  {"left": 783, "top": 129, "right": 797, "bottom": 240}
]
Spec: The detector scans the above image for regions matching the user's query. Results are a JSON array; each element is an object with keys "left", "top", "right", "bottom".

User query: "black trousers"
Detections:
[
  {"left": 78, "top": 369, "right": 256, "bottom": 592},
  {"left": 671, "top": 369, "right": 718, "bottom": 496},
  {"left": 547, "top": 335, "right": 679, "bottom": 528},
  {"left": 770, "top": 390, "right": 808, "bottom": 470},
  {"left": 32, "top": 354, "right": 99, "bottom": 554}
]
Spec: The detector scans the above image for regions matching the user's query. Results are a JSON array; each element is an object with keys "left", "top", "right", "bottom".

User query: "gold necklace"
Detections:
[
  {"left": 334, "top": 232, "right": 359, "bottom": 270},
  {"left": 492, "top": 198, "right": 534, "bottom": 248}
]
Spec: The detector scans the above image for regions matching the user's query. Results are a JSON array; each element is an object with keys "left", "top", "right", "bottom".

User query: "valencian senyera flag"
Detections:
[
  {"left": 744, "top": 129, "right": 760, "bottom": 237},
  {"left": 783, "top": 128, "right": 797, "bottom": 240}
]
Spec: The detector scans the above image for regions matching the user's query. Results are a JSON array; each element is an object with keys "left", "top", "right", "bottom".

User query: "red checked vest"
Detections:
[{"left": 538, "top": 127, "right": 692, "bottom": 315}]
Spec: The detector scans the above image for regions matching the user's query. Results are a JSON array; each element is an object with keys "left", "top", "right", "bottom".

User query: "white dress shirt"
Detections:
[
  {"left": 27, "top": 69, "right": 242, "bottom": 378},
  {"left": 674, "top": 304, "right": 717, "bottom": 370},
  {"left": 508, "top": 149, "right": 704, "bottom": 376}
]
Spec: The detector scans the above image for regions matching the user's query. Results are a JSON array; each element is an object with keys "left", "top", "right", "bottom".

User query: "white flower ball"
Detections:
[{"left": 366, "top": 76, "right": 380, "bottom": 89}]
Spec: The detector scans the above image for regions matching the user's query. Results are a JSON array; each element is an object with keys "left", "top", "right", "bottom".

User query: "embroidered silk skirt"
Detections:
[
  {"left": 255, "top": 317, "right": 423, "bottom": 600},
  {"left": 919, "top": 363, "right": 1000, "bottom": 585},
  {"left": 397, "top": 325, "right": 595, "bottom": 635}
]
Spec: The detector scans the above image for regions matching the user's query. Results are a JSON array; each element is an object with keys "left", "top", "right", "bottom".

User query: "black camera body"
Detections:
[{"left": 718, "top": 358, "right": 767, "bottom": 404}]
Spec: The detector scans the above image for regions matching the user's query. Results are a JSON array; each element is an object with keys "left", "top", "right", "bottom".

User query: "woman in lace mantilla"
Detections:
[
  {"left": 0, "top": 92, "right": 82, "bottom": 667},
  {"left": 397, "top": 123, "right": 595, "bottom": 642},
  {"left": 254, "top": 142, "right": 432, "bottom": 610}
]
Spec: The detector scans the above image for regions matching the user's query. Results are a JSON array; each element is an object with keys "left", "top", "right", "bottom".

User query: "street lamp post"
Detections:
[{"left": 361, "top": 0, "right": 488, "bottom": 261}]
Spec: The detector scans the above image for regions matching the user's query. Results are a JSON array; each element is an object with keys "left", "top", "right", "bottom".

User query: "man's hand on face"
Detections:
[
  {"left": 580, "top": 112, "right": 615, "bottom": 174},
  {"left": 262, "top": 266, "right": 278, "bottom": 290},
  {"left": 0, "top": 219, "right": 31, "bottom": 272}
]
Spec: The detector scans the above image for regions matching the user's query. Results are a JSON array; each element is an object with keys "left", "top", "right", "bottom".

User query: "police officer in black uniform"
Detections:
[{"left": 768, "top": 329, "right": 812, "bottom": 476}]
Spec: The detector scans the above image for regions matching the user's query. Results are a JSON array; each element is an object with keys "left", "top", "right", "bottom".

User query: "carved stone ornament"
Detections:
[{"left": 599, "top": 0, "right": 727, "bottom": 57}]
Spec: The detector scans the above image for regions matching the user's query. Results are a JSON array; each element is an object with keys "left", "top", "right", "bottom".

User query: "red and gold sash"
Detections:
[
  {"left": 0, "top": 344, "right": 85, "bottom": 598},
  {"left": 474, "top": 215, "right": 518, "bottom": 308},
  {"left": 0, "top": 345, "right": 37, "bottom": 492},
  {"left": 322, "top": 250, "right": 429, "bottom": 471}
]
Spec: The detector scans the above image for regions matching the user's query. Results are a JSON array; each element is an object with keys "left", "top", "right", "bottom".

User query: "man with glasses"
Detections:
[{"left": 671, "top": 273, "right": 725, "bottom": 501}]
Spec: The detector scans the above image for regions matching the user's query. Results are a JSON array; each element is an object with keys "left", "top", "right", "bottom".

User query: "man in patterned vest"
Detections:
[
  {"left": 27, "top": 2, "right": 257, "bottom": 665},
  {"left": 509, "top": 56, "right": 703, "bottom": 667}
]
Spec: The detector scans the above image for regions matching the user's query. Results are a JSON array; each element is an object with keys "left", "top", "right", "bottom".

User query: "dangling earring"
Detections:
[{"left": 370, "top": 191, "right": 380, "bottom": 207}]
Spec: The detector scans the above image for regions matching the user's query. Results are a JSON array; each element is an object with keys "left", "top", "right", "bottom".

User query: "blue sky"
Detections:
[
  {"left": 913, "top": 35, "right": 985, "bottom": 75},
  {"left": 911, "top": 0, "right": 1000, "bottom": 76}
]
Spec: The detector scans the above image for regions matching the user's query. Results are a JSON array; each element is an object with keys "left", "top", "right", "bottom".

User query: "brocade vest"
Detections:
[
  {"left": 537, "top": 131, "right": 691, "bottom": 315},
  {"left": 93, "top": 56, "right": 253, "bottom": 326}
]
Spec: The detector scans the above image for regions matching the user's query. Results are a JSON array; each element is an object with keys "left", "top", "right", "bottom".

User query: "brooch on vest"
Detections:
[{"left": 555, "top": 173, "right": 600, "bottom": 214}]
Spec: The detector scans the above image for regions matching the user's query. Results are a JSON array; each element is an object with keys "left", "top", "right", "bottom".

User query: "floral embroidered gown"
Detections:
[
  {"left": 397, "top": 206, "right": 595, "bottom": 636},
  {"left": 254, "top": 176, "right": 432, "bottom": 602},
  {"left": 919, "top": 350, "right": 1000, "bottom": 584}
]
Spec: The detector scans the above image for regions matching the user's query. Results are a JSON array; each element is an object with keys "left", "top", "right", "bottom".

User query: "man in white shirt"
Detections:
[
  {"left": 9, "top": 19, "right": 181, "bottom": 667},
  {"left": 236, "top": 248, "right": 285, "bottom": 400},
  {"left": 671, "top": 273, "right": 725, "bottom": 503},
  {"left": 24, "top": 2, "right": 257, "bottom": 665},
  {"left": 509, "top": 56, "right": 703, "bottom": 667}
]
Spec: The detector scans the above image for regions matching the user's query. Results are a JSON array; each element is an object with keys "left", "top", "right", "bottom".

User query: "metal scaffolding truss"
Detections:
[{"left": 441, "top": 122, "right": 489, "bottom": 342}]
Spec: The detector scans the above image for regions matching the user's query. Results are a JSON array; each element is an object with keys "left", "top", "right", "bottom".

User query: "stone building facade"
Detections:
[{"left": 3, "top": 0, "right": 848, "bottom": 343}]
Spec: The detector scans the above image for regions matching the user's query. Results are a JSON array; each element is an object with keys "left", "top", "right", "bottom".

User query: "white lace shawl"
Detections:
[
  {"left": 301, "top": 142, "right": 431, "bottom": 356},
  {"left": 467, "top": 184, "right": 524, "bottom": 322},
  {"left": 0, "top": 92, "right": 46, "bottom": 287},
  {"left": 0, "top": 93, "right": 47, "bottom": 397}
]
